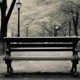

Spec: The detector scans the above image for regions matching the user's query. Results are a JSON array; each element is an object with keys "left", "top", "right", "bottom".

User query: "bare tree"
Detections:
[
  {"left": 38, "top": 21, "right": 54, "bottom": 37},
  {"left": 60, "top": 0, "right": 80, "bottom": 36}
]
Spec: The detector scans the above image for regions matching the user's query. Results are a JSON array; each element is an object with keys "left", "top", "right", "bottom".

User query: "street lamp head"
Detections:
[
  {"left": 34, "top": 33, "right": 36, "bottom": 36},
  {"left": 26, "top": 24, "right": 29, "bottom": 28},
  {"left": 16, "top": 0, "right": 22, "bottom": 9},
  {"left": 55, "top": 26, "right": 59, "bottom": 30}
]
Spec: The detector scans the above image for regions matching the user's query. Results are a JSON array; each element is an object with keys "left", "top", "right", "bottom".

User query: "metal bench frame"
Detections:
[{"left": 3, "top": 37, "right": 80, "bottom": 75}]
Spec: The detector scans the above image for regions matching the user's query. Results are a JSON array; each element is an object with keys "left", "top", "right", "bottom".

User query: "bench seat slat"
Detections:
[
  {"left": 3, "top": 56, "right": 80, "bottom": 60},
  {"left": 10, "top": 48, "right": 73, "bottom": 51}
]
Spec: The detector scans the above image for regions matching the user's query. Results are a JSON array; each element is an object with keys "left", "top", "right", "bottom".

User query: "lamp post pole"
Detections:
[
  {"left": 26, "top": 24, "right": 29, "bottom": 37},
  {"left": 18, "top": 8, "right": 20, "bottom": 37},
  {"left": 16, "top": 0, "right": 22, "bottom": 37}
]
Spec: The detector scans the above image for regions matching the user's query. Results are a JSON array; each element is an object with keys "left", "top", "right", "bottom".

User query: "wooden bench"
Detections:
[{"left": 3, "top": 37, "right": 80, "bottom": 76}]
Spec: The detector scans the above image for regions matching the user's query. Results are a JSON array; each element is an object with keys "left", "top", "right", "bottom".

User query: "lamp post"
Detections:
[
  {"left": 69, "top": 21, "right": 71, "bottom": 36},
  {"left": 16, "top": 0, "right": 22, "bottom": 37},
  {"left": 26, "top": 24, "right": 29, "bottom": 37},
  {"left": 54, "top": 25, "right": 59, "bottom": 37}
]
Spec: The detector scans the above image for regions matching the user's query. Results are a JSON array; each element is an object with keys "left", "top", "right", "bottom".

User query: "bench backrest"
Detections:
[
  {"left": 4, "top": 37, "right": 79, "bottom": 42},
  {"left": 4, "top": 37, "right": 79, "bottom": 52}
]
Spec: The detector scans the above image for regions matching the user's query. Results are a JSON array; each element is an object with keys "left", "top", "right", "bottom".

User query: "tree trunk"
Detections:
[
  {"left": 69, "top": 21, "right": 71, "bottom": 36},
  {"left": 72, "top": 12, "right": 79, "bottom": 36},
  {"left": 1, "top": 0, "right": 7, "bottom": 41},
  {"left": 74, "top": 27, "right": 78, "bottom": 36},
  {"left": 1, "top": 0, "right": 16, "bottom": 41},
  {"left": 6, "top": 0, "right": 16, "bottom": 26}
]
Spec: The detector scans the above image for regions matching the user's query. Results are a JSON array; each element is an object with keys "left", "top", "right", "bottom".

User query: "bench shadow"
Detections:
[{"left": 1, "top": 72, "right": 80, "bottom": 78}]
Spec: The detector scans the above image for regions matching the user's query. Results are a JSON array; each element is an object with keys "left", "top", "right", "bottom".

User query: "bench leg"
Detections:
[
  {"left": 5, "top": 49, "right": 13, "bottom": 75},
  {"left": 70, "top": 61, "right": 78, "bottom": 76},
  {"left": 6, "top": 62, "right": 13, "bottom": 76}
]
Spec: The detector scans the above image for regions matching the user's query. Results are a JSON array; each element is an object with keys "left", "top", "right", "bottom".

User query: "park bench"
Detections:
[{"left": 3, "top": 37, "right": 80, "bottom": 76}]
